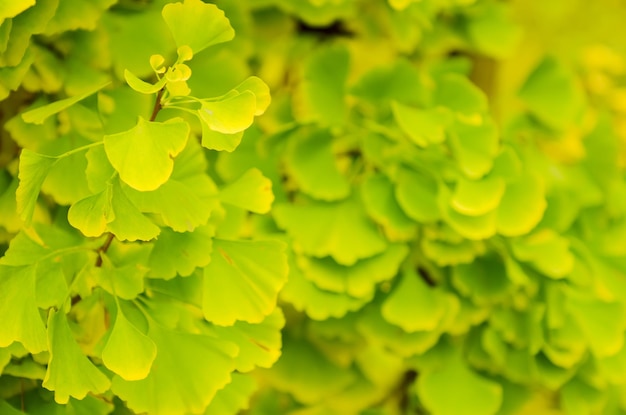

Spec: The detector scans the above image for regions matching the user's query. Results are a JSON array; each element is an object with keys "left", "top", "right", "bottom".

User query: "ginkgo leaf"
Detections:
[
  {"left": 449, "top": 118, "right": 499, "bottom": 179},
  {"left": 111, "top": 320, "right": 237, "bottom": 415},
  {"left": 0, "top": 0, "right": 35, "bottom": 21},
  {"left": 381, "top": 268, "right": 450, "bottom": 333},
  {"left": 219, "top": 168, "right": 274, "bottom": 214},
  {"left": 203, "top": 239, "right": 288, "bottom": 325},
  {"left": 161, "top": 0, "right": 234, "bottom": 54},
  {"left": 21, "top": 82, "right": 110, "bottom": 124},
  {"left": 211, "top": 308, "right": 285, "bottom": 372},
  {"left": 104, "top": 117, "right": 189, "bottom": 191},
  {"left": 93, "top": 254, "right": 147, "bottom": 300},
  {"left": 298, "top": 244, "right": 408, "bottom": 298},
  {"left": 281, "top": 249, "right": 372, "bottom": 320},
  {"left": 273, "top": 196, "right": 387, "bottom": 266},
  {"left": 0, "top": 265, "right": 47, "bottom": 353},
  {"left": 201, "top": 124, "right": 244, "bottom": 152},
  {"left": 198, "top": 91, "right": 257, "bottom": 135},
  {"left": 394, "top": 168, "right": 440, "bottom": 223},
  {"left": 233, "top": 76, "right": 271, "bottom": 115},
  {"left": 417, "top": 354, "right": 503, "bottom": 415},
  {"left": 102, "top": 305, "right": 156, "bottom": 381},
  {"left": 16, "top": 149, "right": 57, "bottom": 224},
  {"left": 496, "top": 173, "right": 547, "bottom": 236},
  {"left": 43, "top": 309, "right": 111, "bottom": 404},
  {"left": 106, "top": 180, "right": 160, "bottom": 241},
  {"left": 262, "top": 335, "right": 355, "bottom": 405},
  {"left": 204, "top": 373, "right": 257, "bottom": 415},
  {"left": 451, "top": 176, "right": 506, "bottom": 216},
  {"left": 391, "top": 102, "right": 451, "bottom": 147},
  {"left": 122, "top": 139, "right": 219, "bottom": 232},
  {"left": 148, "top": 225, "right": 214, "bottom": 280},
  {"left": 124, "top": 69, "right": 166, "bottom": 95},
  {"left": 68, "top": 183, "right": 114, "bottom": 238},
  {"left": 284, "top": 129, "right": 350, "bottom": 201},
  {"left": 511, "top": 230, "right": 574, "bottom": 278},
  {"left": 360, "top": 173, "right": 417, "bottom": 242}
]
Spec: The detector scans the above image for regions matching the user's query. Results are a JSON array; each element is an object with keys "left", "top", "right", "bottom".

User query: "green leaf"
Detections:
[
  {"left": 298, "top": 244, "right": 408, "bottom": 298},
  {"left": 433, "top": 74, "right": 488, "bottom": 116},
  {"left": 0, "top": 0, "right": 35, "bottom": 21},
  {"left": 449, "top": 118, "right": 499, "bottom": 179},
  {"left": 295, "top": 44, "right": 349, "bottom": 126},
  {"left": 262, "top": 335, "right": 355, "bottom": 405},
  {"left": 124, "top": 69, "right": 166, "bottom": 95},
  {"left": 219, "top": 168, "right": 274, "bottom": 214},
  {"left": 106, "top": 180, "right": 160, "bottom": 242},
  {"left": 0, "top": 265, "right": 47, "bottom": 353},
  {"left": 465, "top": 2, "right": 522, "bottom": 59},
  {"left": 360, "top": 173, "right": 417, "bottom": 242},
  {"left": 211, "top": 308, "right": 285, "bottom": 372},
  {"left": 274, "top": 196, "right": 388, "bottom": 266},
  {"left": 566, "top": 290, "right": 625, "bottom": 357},
  {"left": 440, "top": 187, "right": 498, "bottom": 241},
  {"left": 381, "top": 268, "right": 451, "bottom": 333},
  {"left": 102, "top": 304, "right": 156, "bottom": 381},
  {"left": 519, "top": 57, "right": 585, "bottom": 130},
  {"left": 200, "top": 125, "right": 244, "bottom": 152},
  {"left": 496, "top": 173, "right": 546, "bottom": 236},
  {"left": 204, "top": 373, "right": 257, "bottom": 415},
  {"left": 122, "top": 139, "right": 219, "bottom": 232},
  {"left": 148, "top": 225, "right": 214, "bottom": 280},
  {"left": 68, "top": 183, "right": 114, "bottom": 238},
  {"left": 511, "top": 230, "right": 574, "bottom": 278},
  {"left": 392, "top": 102, "right": 451, "bottom": 147},
  {"left": 417, "top": 354, "right": 503, "bottom": 415},
  {"left": 203, "top": 239, "right": 288, "bottom": 325},
  {"left": 43, "top": 0, "right": 116, "bottom": 34},
  {"left": 93, "top": 253, "right": 147, "bottom": 300},
  {"left": 21, "top": 82, "right": 110, "bottom": 124},
  {"left": 234, "top": 76, "right": 271, "bottom": 116},
  {"left": 104, "top": 117, "right": 189, "bottom": 191},
  {"left": 198, "top": 91, "right": 257, "bottom": 135},
  {"left": 394, "top": 168, "right": 440, "bottom": 223},
  {"left": 16, "top": 149, "right": 57, "bottom": 224},
  {"left": 284, "top": 129, "right": 350, "bottom": 201},
  {"left": 111, "top": 321, "right": 237, "bottom": 415},
  {"left": 42, "top": 309, "right": 111, "bottom": 404},
  {"left": 162, "top": 0, "right": 234, "bottom": 54},
  {"left": 281, "top": 250, "right": 372, "bottom": 320},
  {"left": 451, "top": 176, "right": 505, "bottom": 216},
  {"left": 452, "top": 256, "right": 512, "bottom": 305}
]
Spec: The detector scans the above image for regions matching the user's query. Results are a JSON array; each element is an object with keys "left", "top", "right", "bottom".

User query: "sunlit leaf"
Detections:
[
  {"left": 496, "top": 173, "right": 547, "bottom": 236},
  {"left": 234, "top": 76, "right": 271, "bottom": 116},
  {"left": 417, "top": 354, "right": 502, "bottom": 415},
  {"left": 43, "top": 309, "right": 111, "bottom": 404},
  {"left": 111, "top": 320, "right": 237, "bottom": 415},
  {"left": 392, "top": 102, "right": 451, "bottom": 147},
  {"left": 68, "top": 183, "right": 114, "bottom": 238},
  {"left": 219, "top": 168, "right": 274, "bottom": 214},
  {"left": 360, "top": 173, "right": 417, "bottom": 241},
  {"left": 451, "top": 176, "right": 505, "bottom": 216},
  {"left": 394, "top": 168, "right": 440, "bottom": 223},
  {"left": 511, "top": 230, "right": 573, "bottom": 278},
  {"left": 21, "top": 82, "right": 109, "bottom": 124},
  {"left": 284, "top": 129, "right": 350, "bottom": 201},
  {"left": 106, "top": 180, "right": 160, "bottom": 242},
  {"left": 198, "top": 91, "right": 256, "bottom": 135},
  {"left": 104, "top": 117, "right": 189, "bottom": 191},
  {"left": 274, "top": 196, "right": 387, "bottom": 266},
  {"left": 381, "top": 268, "right": 450, "bottom": 333},
  {"left": 16, "top": 149, "right": 56, "bottom": 224},
  {"left": 298, "top": 244, "right": 408, "bottom": 298},
  {"left": 124, "top": 69, "right": 166, "bottom": 95},
  {"left": 203, "top": 239, "right": 288, "bottom": 325},
  {"left": 162, "top": 0, "right": 234, "bottom": 54},
  {"left": 148, "top": 225, "right": 214, "bottom": 280},
  {"left": 211, "top": 308, "right": 285, "bottom": 372},
  {"left": 102, "top": 304, "right": 156, "bottom": 381},
  {"left": 0, "top": 265, "right": 47, "bottom": 353},
  {"left": 204, "top": 373, "right": 257, "bottom": 415}
]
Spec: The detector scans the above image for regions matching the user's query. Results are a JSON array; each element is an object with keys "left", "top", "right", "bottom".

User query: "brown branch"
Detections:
[
  {"left": 95, "top": 233, "right": 115, "bottom": 267},
  {"left": 150, "top": 88, "right": 165, "bottom": 122}
]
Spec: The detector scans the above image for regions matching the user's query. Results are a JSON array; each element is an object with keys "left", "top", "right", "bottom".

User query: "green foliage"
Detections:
[{"left": 1, "top": 0, "right": 626, "bottom": 415}]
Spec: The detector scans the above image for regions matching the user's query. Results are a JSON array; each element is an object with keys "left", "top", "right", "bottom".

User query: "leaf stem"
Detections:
[
  {"left": 95, "top": 233, "right": 115, "bottom": 267},
  {"left": 150, "top": 88, "right": 165, "bottom": 122}
]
